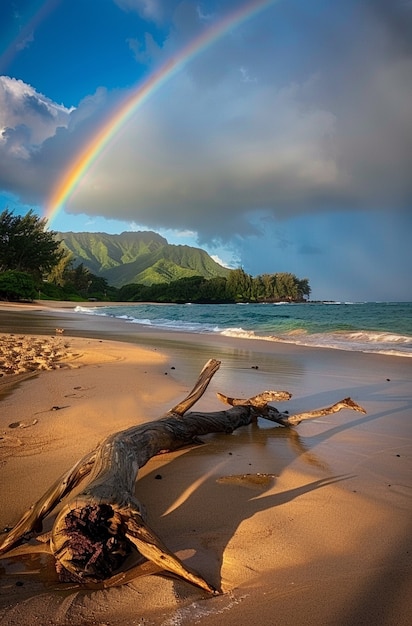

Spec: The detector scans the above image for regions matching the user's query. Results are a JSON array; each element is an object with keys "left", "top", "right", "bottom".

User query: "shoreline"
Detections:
[
  {"left": 1, "top": 300, "right": 410, "bottom": 404},
  {"left": 2, "top": 299, "right": 411, "bottom": 360},
  {"left": 0, "top": 301, "right": 411, "bottom": 625}
]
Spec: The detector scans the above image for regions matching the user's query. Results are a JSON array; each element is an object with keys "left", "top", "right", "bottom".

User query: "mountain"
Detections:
[{"left": 55, "top": 231, "right": 230, "bottom": 287}]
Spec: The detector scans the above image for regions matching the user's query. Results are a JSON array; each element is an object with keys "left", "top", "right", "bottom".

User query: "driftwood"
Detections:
[{"left": 0, "top": 359, "right": 366, "bottom": 593}]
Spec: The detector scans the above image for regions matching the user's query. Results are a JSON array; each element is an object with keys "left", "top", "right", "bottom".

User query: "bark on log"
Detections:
[{"left": 0, "top": 359, "right": 366, "bottom": 593}]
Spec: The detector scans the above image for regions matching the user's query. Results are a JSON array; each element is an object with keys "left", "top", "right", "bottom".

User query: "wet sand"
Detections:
[{"left": 0, "top": 301, "right": 411, "bottom": 625}]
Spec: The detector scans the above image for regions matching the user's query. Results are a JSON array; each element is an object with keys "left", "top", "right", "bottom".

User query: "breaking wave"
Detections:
[{"left": 74, "top": 302, "right": 412, "bottom": 357}]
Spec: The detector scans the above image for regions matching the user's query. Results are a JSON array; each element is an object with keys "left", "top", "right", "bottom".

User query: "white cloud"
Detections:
[
  {"left": 114, "top": 0, "right": 173, "bottom": 23},
  {"left": 0, "top": 76, "right": 73, "bottom": 147},
  {"left": 211, "top": 255, "right": 234, "bottom": 269},
  {"left": 0, "top": 77, "right": 107, "bottom": 203}
]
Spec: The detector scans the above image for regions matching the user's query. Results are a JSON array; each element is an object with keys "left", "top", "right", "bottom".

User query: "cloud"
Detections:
[
  {"left": 0, "top": 76, "right": 73, "bottom": 146},
  {"left": 64, "top": 0, "right": 412, "bottom": 237},
  {"left": 114, "top": 0, "right": 179, "bottom": 23},
  {"left": 0, "top": 77, "right": 108, "bottom": 204},
  {"left": 211, "top": 255, "right": 233, "bottom": 269},
  {"left": 127, "top": 32, "right": 162, "bottom": 64},
  {"left": 66, "top": 74, "right": 341, "bottom": 238},
  {"left": 1, "top": 0, "right": 411, "bottom": 243},
  {"left": 15, "top": 31, "right": 34, "bottom": 52}
]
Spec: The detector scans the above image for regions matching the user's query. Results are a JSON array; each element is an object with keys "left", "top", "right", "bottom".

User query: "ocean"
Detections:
[{"left": 74, "top": 301, "right": 412, "bottom": 358}]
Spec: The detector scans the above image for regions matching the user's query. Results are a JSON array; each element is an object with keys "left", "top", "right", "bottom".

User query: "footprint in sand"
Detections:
[
  {"left": 8, "top": 419, "right": 38, "bottom": 429},
  {"left": 33, "top": 405, "right": 70, "bottom": 415},
  {"left": 64, "top": 385, "right": 93, "bottom": 398}
]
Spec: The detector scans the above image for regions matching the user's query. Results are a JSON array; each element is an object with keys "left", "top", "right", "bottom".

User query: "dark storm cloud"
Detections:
[{"left": 1, "top": 1, "right": 411, "bottom": 240}]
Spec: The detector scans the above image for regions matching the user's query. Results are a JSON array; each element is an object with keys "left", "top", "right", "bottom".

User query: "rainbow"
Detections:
[
  {"left": 0, "top": 0, "right": 61, "bottom": 73},
  {"left": 45, "top": 0, "right": 276, "bottom": 226}
]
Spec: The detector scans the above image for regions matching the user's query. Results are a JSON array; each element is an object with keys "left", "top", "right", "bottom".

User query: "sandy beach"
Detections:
[{"left": 0, "top": 301, "right": 411, "bottom": 625}]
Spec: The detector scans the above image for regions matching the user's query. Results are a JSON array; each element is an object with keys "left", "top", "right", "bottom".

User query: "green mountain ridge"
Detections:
[{"left": 55, "top": 231, "right": 230, "bottom": 287}]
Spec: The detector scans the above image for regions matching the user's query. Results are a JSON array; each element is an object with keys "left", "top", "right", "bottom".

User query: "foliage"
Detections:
[
  {"left": 251, "top": 272, "right": 311, "bottom": 302},
  {"left": 118, "top": 271, "right": 311, "bottom": 304},
  {"left": 44, "top": 261, "right": 117, "bottom": 301},
  {"left": 226, "top": 268, "right": 253, "bottom": 301},
  {"left": 46, "top": 250, "right": 74, "bottom": 287},
  {"left": 0, "top": 209, "right": 64, "bottom": 279},
  {"left": 0, "top": 270, "right": 37, "bottom": 301}
]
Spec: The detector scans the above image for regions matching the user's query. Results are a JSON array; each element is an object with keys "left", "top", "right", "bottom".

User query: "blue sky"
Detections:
[{"left": 1, "top": 0, "right": 411, "bottom": 301}]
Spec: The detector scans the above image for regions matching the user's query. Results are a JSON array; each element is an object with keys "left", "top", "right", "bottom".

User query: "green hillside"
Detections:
[{"left": 55, "top": 231, "right": 230, "bottom": 287}]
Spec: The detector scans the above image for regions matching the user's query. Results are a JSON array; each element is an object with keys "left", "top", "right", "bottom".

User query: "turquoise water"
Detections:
[{"left": 75, "top": 301, "right": 412, "bottom": 357}]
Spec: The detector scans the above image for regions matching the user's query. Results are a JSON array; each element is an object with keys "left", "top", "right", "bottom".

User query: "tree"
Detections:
[
  {"left": 0, "top": 209, "right": 64, "bottom": 279},
  {"left": 297, "top": 277, "right": 311, "bottom": 300},
  {"left": 227, "top": 268, "right": 253, "bottom": 301},
  {"left": 199, "top": 276, "right": 229, "bottom": 302},
  {"left": 273, "top": 272, "right": 296, "bottom": 301},
  {"left": 0, "top": 270, "right": 37, "bottom": 301},
  {"left": 88, "top": 274, "right": 113, "bottom": 300},
  {"left": 118, "top": 283, "right": 148, "bottom": 301},
  {"left": 67, "top": 263, "right": 93, "bottom": 294},
  {"left": 46, "top": 250, "right": 74, "bottom": 287}
]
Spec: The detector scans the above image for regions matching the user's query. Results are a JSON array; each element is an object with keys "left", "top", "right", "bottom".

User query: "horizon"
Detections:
[{"left": 1, "top": 0, "right": 411, "bottom": 302}]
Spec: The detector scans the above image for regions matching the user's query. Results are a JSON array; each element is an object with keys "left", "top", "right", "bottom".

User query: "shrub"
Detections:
[{"left": 0, "top": 270, "right": 38, "bottom": 301}]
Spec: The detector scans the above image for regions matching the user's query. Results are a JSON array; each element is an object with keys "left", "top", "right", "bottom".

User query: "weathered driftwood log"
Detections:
[{"left": 0, "top": 359, "right": 366, "bottom": 593}]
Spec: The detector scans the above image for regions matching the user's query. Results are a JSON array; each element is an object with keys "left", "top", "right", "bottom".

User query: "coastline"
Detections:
[
  {"left": 0, "top": 301, "right": 411, "bottom": 625},
  {"left": 2, "top": 299, "right": 411, "bottom": 360}
]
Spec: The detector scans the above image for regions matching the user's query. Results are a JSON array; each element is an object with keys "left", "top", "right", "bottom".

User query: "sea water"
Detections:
[{"left": 75, "top": 301, "right": 412, "bottom": 357}]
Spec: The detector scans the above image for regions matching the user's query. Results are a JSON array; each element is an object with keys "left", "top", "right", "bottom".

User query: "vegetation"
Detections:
[
  {"left": 41, "top": 260, "right": 118, "bottom": 302},
  {"left": 0, "top": 209, "right": 63, "bottom": 279},
  {"left": 0, "top": 270, "right": 37, "bottom": 301},
  {"left": 0, "top": 209, "right": 311, "bottom": 303},
  {"left": 0, "top": 208, "right": 63, "bottom": 301},
  {"left": 118, "top": 269, "right": 310, "bottom": 304},
  {"left": 0, "top": 209, "right": 116, "bottom": 302},
  {"left": 55, "top": 231, "right": 230, "bottom": 287}
]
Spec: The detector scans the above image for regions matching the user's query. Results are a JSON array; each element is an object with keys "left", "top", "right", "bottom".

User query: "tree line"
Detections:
[
  {"left": 0, "top": 209, "right": 311, "bottom": 303},
  {"left": 117, "top": 271, "right": 310, "bottom": 303}
]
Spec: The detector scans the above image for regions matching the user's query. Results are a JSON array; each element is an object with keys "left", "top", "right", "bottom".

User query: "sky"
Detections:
[{"left": 0, "top": 0, "right": 411, "bottom": 302}]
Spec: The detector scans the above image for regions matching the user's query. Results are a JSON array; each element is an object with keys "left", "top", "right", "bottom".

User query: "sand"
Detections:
[{"left": 0, "top": 301, "right": 411, "bottom": 625}]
